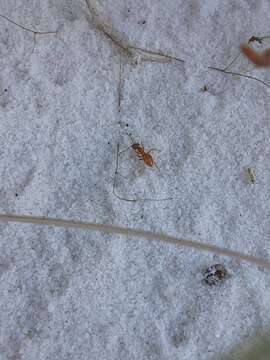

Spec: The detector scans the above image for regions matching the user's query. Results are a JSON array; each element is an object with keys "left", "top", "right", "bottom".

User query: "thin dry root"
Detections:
[
  {"left": 208, "top": 66, "right": 270, "bottom": 88},
  {"left": 85, "top": 0, "right": 184, "bottom": 64},
  {"left": 0, "top": 13, "right": 57, "bottom": 52}
]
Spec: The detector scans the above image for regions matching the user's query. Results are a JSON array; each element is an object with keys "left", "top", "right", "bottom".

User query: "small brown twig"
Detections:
[
  {"left": 85, "top": 0, "right": 184, "bottom": 64},
  {"left": 0, "top": 13, "right": 57, "bottom": 52},
  {"left": 118, "top": 56, "right": 123, "bottom": 113},
  {"left": 85, "top": 0, "right": 133, "bottom": 58},
  {"left": 208, "top": 66, "right": 270, "bottom": 88}
]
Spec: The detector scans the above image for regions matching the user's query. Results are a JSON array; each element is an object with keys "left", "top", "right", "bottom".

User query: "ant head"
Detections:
[{"left": 132, "top": 143, "right": 140, "bottom": 150}]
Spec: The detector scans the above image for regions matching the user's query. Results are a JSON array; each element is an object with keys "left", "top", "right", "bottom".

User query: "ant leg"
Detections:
[
  {"left": 113, "top": 144, "right": 170, "bottom": 201},
  {"left": 154, "top": 161, "right": 160, "bottom": 172},
  {"left": 147, "top": 148, "right": 159, "bottom": 154},
  {"left": 119, "top": 145, "right": 132, "bottom": 155}
]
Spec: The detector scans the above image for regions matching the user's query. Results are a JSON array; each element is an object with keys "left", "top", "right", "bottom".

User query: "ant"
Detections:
[
  {"left": 113, "top": 142, "right": 170, "bottom": 202},
  {"left": 131, "top": 143, "right": 160, "bottom": 170},
  {"left": 122, "top": 132, "right": 160, "bottom": 171}
]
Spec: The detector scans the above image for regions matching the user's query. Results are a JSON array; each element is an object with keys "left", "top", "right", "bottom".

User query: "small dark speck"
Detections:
[
  {"left": 141, "top": 215, "right": 143, "bottom": 219},
  {"left": 127, "top": 9, "right": 130, "bottom": 13},
  {"left": 108, "top": 141, "right": 110, "bottom": 145},
  {"left": 201, "top": 85, "right": 208, "bottom": 92},
  {"left": 15, "top": 193, "right": 18, "bottom": 197},
  {"left": 4, "top": 89, "right": 7, "bottom": 92},
  {"left": 138, "top": 20, "right": 146, "bottom": 24},
  {"left": 125, "top": 123, "right": 129, "bottom": 127}
]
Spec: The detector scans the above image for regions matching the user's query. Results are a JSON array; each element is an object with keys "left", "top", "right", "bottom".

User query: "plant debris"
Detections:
[
  {"left": 203, "top": 264, "right": 228, "bottom": 286},
  {"left": 0, "top": 13, "right": 57, "bottom": 52},
  {"left": 245, "top": 167, "right": 255, "bottom": 185}
]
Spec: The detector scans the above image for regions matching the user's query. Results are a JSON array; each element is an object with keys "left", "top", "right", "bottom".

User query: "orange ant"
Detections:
[
  {"left": 131, "top": 143, "right": 160, "bottom": 170},
  {"left": 122, "top": 132, "right": 160, "bottom": 171},
  {"left": 113, "top": 142, "right": 170, "bottom": 202}
]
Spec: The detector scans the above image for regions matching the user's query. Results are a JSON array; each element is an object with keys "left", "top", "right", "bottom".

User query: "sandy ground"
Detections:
[{"left": 1, "top": 0, "right": 270, "bottom": 359}]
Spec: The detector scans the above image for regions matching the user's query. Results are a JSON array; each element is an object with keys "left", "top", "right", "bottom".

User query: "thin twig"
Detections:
[
  {"left": 32, "top": 32, "right": 37, "bottom": 53},
  {"left": 85, "top": 0, "right": 184, "bottom": 64},
  {"left": 85, "top": 0, "right": 133, "bottom": 58},
  {"left": 96, "top": 24, "right": 132, "bottom": 57},
  {"left": 0, "top": 213, "right": 269, "bottom": 270},
  {"left": 129, "top": 46, "right": 184, "bottom": 64},
  {"left": 0, "top": 13, "right": 57, "bottom": 52},
  {"left": 0, "top": 13, "right": 56, "bottom": 34},
  {"left": 208, "top": 66, "right": 270, "bottom": 88},
  {"left": 223, "top": 52, "right": 241, "bottom": 71},
  {"left": 118, "top": 56, "right": 122, "bottom": 113}
]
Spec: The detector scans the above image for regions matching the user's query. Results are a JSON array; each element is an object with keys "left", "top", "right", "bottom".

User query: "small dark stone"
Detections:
[
  {"left": 15, "top": 193, "right": 18, "bottom": 197},
  {"left": 201, "top": 85, "right": 208, "bottom": 92},
  {"left": 125, "top": 123, "right": 129, "bottom": 127},
  {"left": 203, "top": 264, "right": 227, "bottom": 286}
]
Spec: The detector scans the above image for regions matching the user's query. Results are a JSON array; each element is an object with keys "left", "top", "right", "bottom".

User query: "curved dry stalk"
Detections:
[
  {"left": 85, "top": 0, "right": 184, "bottom": 64},
  {"left": 0, "top": 213, "right": 269, "bottom": 270},
  {"left": 0, "top": 13, "right": 57, "bottom": 35},
  {"left": 208, "top": 66, "right": 270, "bottom": 88},
  {"left": 85, "top": 0, "right": 133, "bottom": 58},
  {"left": 0, "top": 13, "right": 57, "bottom": 52}
]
